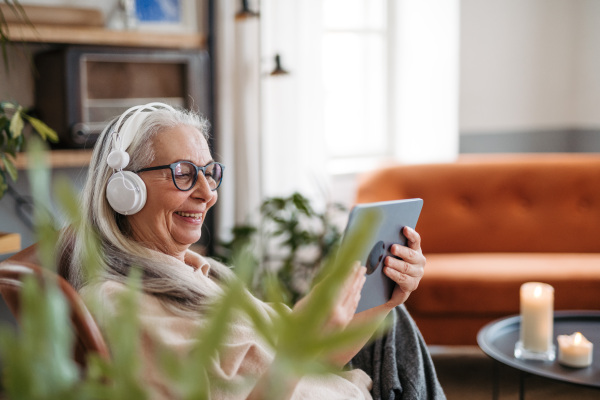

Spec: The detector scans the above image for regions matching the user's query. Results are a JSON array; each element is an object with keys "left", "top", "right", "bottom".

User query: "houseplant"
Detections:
[
  {"left": 0, "top": 101, "right": 58, "bottom": 198},
  {"left": 0, "top": 0, "right": 59, "bottom": 200},
  {"left": 217, "top": 192, "right": 348, "bottom": 304},
  {"left": 0, "top": 140, "right": 380, "bottom": 399}
]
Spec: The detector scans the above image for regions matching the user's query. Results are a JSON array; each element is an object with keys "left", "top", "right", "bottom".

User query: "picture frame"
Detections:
[{"left": 134, "top": 0, "right": 197, "bottom": 33}]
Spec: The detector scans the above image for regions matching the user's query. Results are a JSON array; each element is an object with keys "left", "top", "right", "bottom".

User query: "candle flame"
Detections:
[
  {"left": 574, "top": 332, "right": 583, "bottom": 345},
  {"left": 533, "top": 285, "right": 542, "bottom": 298}
]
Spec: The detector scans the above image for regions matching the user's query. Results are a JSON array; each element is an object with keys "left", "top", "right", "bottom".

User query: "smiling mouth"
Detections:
[{"left": 175, "top": 211, "right": 203, "bottom": 221}]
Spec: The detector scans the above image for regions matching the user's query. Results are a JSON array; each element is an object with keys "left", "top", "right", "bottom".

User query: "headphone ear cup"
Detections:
[
  {"left": 106, "top": 171, "right": 147, "bottom": 215},
  {"left": 107, "top": 149, "right": 130, "bottom": 170}
]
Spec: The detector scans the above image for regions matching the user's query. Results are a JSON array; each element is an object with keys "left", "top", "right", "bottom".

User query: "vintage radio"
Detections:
[{"left": 34, "top": 46, "right": 210, "bottom": 148}]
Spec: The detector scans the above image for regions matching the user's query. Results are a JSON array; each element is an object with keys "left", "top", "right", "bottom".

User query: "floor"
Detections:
[
  {"left": 431, "top": 346, "right": 599, "bottom": 400},
  {"left": 0, "top": 344, "right": 597, "bottom": 399}
]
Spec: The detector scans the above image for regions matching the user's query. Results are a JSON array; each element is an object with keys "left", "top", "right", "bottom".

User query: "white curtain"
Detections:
[
  {"left": 260, "top": 0, "right": 329, "bottom": 201},
  {"left": 214, "top": 0, "right": 263, "bottom": 239},
  {"left": 215, "top": 0, "right": 330, "bottom": 241}
]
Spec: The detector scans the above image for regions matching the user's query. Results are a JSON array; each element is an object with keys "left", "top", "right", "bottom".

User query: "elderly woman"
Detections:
[{"left": 57, "top": 103, "right": 445, "bottom": 400}]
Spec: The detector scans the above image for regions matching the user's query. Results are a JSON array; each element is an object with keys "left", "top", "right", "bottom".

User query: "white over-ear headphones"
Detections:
[{"left": 105, "top": 102, "right": 176, "bottom": 215}]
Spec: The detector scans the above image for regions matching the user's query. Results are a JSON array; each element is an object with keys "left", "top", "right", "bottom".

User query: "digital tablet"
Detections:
[{"left": 339, "top": 198, "right": 423, "bottom": 313}]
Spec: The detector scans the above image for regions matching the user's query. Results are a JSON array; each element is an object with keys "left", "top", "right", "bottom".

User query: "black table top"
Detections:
[{"left": 477, "top": 310, "right": 600, "bottom": 388}]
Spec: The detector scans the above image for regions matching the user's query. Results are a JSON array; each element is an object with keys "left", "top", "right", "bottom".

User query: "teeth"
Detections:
[{"left": 176, "top": 211, "right": 202, "bottom": 219}]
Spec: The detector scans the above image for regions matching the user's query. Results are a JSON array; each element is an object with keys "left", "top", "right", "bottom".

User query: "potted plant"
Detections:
[
  {"left": 0, "top": 1, "right": 58, "bottom": 254},
  {"left": 217, "top": 192, "right": 348, "bottom": 304},
  {"left": 0, "top": 146, "right": 376, "bottom": 398},
  {"left": 0, "top": 1, "right": 59, "bottom": 200}
]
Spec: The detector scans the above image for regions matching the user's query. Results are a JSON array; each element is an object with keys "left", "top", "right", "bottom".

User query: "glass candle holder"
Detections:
[{"left": 514, "top": 282, "right": 556, "bottom": 361}]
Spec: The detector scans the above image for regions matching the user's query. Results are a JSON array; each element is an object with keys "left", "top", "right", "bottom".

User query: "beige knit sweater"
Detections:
[{"left": 80, "top": 251, "right": 372, "bottom": 399}]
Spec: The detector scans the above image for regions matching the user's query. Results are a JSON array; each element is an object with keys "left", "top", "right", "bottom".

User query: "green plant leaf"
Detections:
[
  {"left": 98, "top": 269, "right": 149, "bottom": 400},
  {"left": 1, "top": 101, "right": 16, "bottom": 111},
  {"left": 0, "top": 172, "right": 6, "bottom": 198},
  {"left": 1, "top": 152, "right": 17, "bottom": 181},
  {"left": 23, "top": 113, "right": 59, "bottom": 142},
  {"left": 9, "top": 105, "right": 24, "bottom": 138},
  {"left": 292, "top": 192, "right": 313, "bottom": 215},
  {"left": 0, "top": 276, "right": 80, "bottom": 399}
]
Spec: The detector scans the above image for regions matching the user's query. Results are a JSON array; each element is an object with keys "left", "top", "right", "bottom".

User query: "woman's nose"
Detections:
[{"left": 191, "top": 174, "right": 215, "bottom": 200}]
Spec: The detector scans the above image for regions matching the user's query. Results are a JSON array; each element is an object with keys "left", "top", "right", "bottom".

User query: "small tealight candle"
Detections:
[{"left": 557, "top": 332, "right": 593, "bottom": 368}]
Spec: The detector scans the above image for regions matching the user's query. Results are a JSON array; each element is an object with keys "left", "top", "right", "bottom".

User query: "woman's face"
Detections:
[{"left": 127, "top": 124, "right": 218, "bottom": 258}]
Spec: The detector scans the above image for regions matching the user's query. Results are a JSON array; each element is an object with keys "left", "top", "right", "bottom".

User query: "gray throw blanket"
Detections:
[{"left": 349, "top": 305, "right": 446, "bottom": 400}]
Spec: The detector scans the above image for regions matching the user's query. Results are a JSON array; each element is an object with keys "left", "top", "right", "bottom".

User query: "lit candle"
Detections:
[
  {"left": 557, "top": 332, "right": 593, "bottom": 368},
  {"left": 519, "top": 282, "right": 554, "bottom": 353}
]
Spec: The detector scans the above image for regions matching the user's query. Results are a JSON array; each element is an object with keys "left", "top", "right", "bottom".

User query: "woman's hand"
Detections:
[
  {"left": 324, "top": 262, "right": 367, "bottom": 332},
  {"left": 294, "top": 262, "right": 367, "bottom": 333},
  {"left": 383, "top": 226, "right": 426, "bottom": 308}
]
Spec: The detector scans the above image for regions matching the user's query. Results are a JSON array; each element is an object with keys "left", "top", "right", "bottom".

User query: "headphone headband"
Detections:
[{"left": 112, "top": 102, "right": 177, "bottom": 155}]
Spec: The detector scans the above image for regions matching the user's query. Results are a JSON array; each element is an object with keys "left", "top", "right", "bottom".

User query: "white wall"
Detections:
[
  {"left": 392, "top": 0, "right": 460, "bottom": 164},
  {"left": 460, "top": 0, "right": 600, "bottom": 133},
  {"left": 573, "top": 0, "right": 600, "bottom": 128}
]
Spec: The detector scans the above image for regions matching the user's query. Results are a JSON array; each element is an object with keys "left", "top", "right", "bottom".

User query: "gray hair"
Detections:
[{"left": 59, "top": 107, "right": 232, "bottom": 315}]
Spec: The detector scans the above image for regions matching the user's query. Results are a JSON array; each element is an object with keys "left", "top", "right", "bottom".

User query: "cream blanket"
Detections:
[{"left": 81, "top": 253, "right": 372, "bottom": 399}]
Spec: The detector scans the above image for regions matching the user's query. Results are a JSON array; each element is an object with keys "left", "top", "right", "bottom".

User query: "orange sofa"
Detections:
[{"left": 355, "top": 153, "right": 600, "bottom": 345}]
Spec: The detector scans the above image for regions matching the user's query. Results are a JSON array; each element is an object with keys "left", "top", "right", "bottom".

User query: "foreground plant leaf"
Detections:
[
  {"left": 0, "top": 276, "right": 78, "bottom": 400},
  {"left": 0, "top": 141, "right": 384, "bottom": 400}
]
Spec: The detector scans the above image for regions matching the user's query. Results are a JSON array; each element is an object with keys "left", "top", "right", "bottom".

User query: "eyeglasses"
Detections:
[{"left": 137, "top": 161, "right": 225, "bottom": 191}]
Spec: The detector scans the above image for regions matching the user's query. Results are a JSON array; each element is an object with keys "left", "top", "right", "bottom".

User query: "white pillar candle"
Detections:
[
  {"left": 557, "top": 332, "right": 593, "bottom": 368},
  {"left": 519, "top": 282, "right": 554, "bottom": 353}
]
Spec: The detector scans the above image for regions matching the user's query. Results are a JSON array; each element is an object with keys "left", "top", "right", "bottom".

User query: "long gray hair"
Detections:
[{"left": 58, "top": 106, "right": 232, "bottom": 315}]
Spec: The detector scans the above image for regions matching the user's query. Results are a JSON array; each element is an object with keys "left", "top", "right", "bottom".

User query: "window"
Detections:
[{"left": 322, "top": 0, "right": 390, "bottom": 172}]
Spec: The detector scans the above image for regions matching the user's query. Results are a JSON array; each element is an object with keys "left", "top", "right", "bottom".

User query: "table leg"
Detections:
[
  {"left": 492, "top": 360, "right": 499, "bottom": 400},
  {"left": 519, "top": 371, "right": 527, "bottom": 400}
]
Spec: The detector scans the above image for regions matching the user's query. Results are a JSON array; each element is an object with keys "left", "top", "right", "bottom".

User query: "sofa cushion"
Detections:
[
  {"left": 406, "top": 253, "right": 600, "bottom": 316},
  {"left": 356, "top": 154, "right": 600, "bottom": 254}
]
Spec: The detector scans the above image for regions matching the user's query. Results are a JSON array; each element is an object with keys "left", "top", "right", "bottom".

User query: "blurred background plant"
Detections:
[
  {"left": 0, "top": 0, "right": 59, "bottom": 200},
  {"left": 0, "top": 139, "right": 379, "bottom": 399},
  {"left": 0, "top": 101, "right": 58, "bottom": 199},
  {"left": 216, "top": 192, "right": 348, "bottom": 305}
]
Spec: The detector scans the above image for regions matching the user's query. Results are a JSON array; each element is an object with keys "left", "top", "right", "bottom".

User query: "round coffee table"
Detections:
[{"left": 477, "top": 310, "right": 600, "bottom": 400}]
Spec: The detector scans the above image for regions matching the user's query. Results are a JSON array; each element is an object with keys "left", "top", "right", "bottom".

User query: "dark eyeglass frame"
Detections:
[{"left": 136, "top": 161, "right": 225, "bottom": 191}]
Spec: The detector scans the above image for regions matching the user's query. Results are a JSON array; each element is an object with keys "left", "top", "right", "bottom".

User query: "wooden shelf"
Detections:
[
  {"left": 5, "top": 23, "right": 205, "bottom": 49},
  {"left": 14, "top": 149, "right": 93, "bottom": 170},
  {"left": 0, "top": 232, "right": 21, "bottom": 255}
]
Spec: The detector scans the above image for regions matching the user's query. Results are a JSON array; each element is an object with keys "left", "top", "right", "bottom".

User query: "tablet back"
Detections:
[{"left": 341, "top": 199, "right": 423, "bottom": 313}]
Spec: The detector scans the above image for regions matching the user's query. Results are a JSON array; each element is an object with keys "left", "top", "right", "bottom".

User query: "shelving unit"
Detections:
[
  {"left": 14, "top": 149, "right": 93, "bottom": 170},
  {"left": 0, "top": 232, "right": 21, "bottom": 254},
  {"left": 5, "top": 20, "right": 206, "bottom": 168},
  {"left": 5, "top": 23, "right": 205, "bottom": 49}
]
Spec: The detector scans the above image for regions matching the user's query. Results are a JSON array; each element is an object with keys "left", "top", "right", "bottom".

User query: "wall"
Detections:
[
  {"left": 459, "top": 0, "right": 600, "bottom": 152},
  {"left": 573, "top": 0, "right": 600, "bottom": 128}
]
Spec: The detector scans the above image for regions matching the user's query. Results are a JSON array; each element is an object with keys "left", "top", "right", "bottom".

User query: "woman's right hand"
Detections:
[{"left": 293, "top": 262, "right": 367, "bottom": 333}]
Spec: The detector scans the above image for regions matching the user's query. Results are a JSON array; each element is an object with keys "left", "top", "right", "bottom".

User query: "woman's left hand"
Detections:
[{"left": 383, "top": 226, "right": 426, "bottom": 308}]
